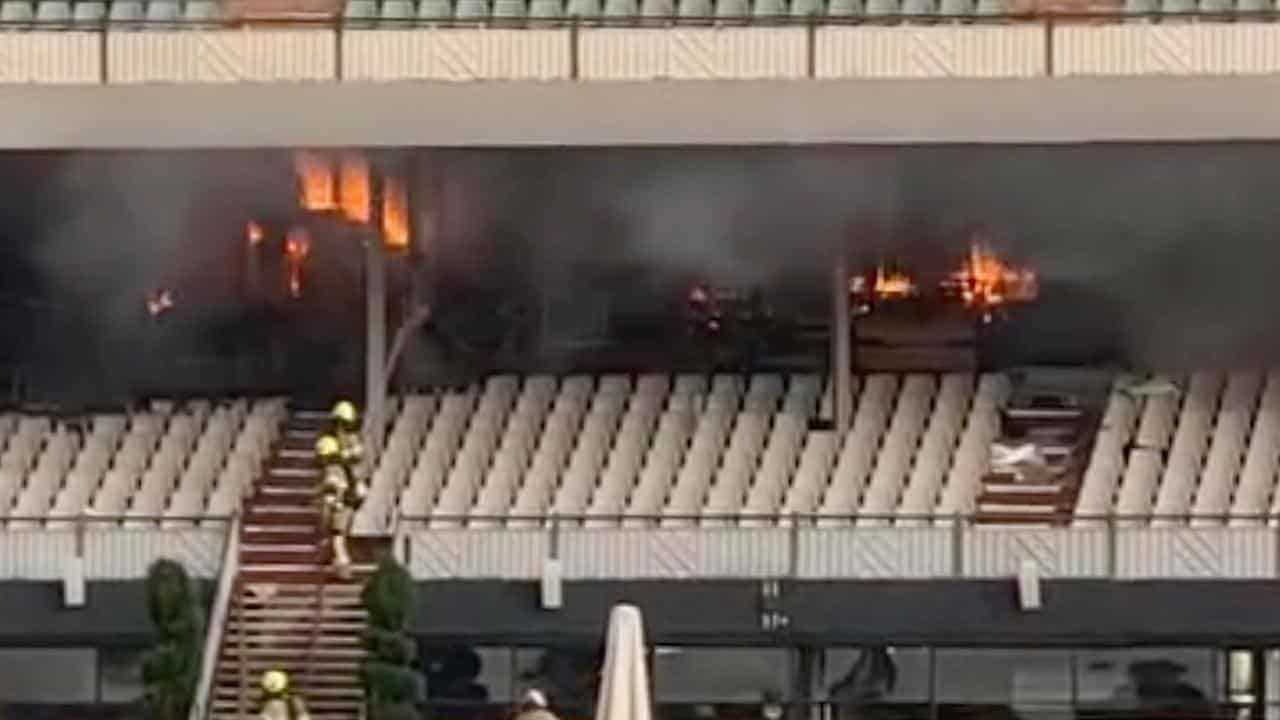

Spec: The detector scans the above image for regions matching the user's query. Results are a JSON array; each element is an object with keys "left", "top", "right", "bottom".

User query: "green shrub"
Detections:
[
  {"left": 142, "top": 559, "right": 205, "bottom": 720},
  {"left": 362, "top": 557, "right": 421, "bottom": 720}
]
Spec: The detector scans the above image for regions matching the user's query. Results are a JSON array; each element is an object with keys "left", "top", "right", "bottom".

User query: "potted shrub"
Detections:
[
  {"left": 362, "top": 557, "right": 422, "bottom": 720},
  {"left": 141, "top": 559, "right": 205, "bottom": 720}
]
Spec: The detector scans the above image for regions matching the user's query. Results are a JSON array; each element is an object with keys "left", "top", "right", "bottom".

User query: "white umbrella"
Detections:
[{"left": 594, "top": 604, "right": 652, "bottom": 720}]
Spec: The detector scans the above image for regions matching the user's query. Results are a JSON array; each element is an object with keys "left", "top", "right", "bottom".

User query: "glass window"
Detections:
[
  {"left": 1074, "top": 648, "right": 1216, "bottom": 709},
  {"left": 514, "top": 645, "right": 603, "bottom": 713},
  {"left": 934, "top": 649, "right": 1072, "bottom": 706},
  {"left": 0, "top": 648, "right": 97, "bottom": 703},
  {"left": 422, "top": 644, "right": 512, "bottom": 705},
  {"left": 653, "top": 647, "right": 790, "bottom": 703},
  {"left": 823, "top": 646, "right": 930, "bottom": 702},
  {"left": 99, "top": 646, "right": 147, "bottom": 703}
]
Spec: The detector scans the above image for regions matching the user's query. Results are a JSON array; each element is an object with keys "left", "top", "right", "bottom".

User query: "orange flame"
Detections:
[
  {"left": 247, "top": 220, "right": 264, "bottom": 247},
  {"left": 382, "top": 176, "right": 410, "bottom": 251},
  {"left": 851, "top": 264, "right": 917, "bottom": 301},
  {"left": 284, "top": 227, "right": 311, "bottom": 299},
  {"left": 295, "top": 151, "right": 335, "bottom": 212},
  {"left": 946, "top": 242, "right": 1038, "bottom": 312},
  {"left": 873, "top": 266, "right": 916, "bottom": 299},
  {"left": 339, "top": 155, "right": 371, "bottom": 224}
]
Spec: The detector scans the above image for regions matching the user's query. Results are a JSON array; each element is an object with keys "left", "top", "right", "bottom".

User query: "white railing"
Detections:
[
  {"left": 1, "top": 18, "right": 1280, "bottom": 84},
  {"left": 0, "top": 514, "right": 231, "bottom": 580},
  {"left": 190, "top": 513, "right": 240, "bottom": 720},
  {"left": 400, "top": 513, "right": 1280, "bottom": 581}
]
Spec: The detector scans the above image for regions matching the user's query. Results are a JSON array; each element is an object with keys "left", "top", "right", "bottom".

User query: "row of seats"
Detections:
[
  {"left": 357, "top": 372, "right": 1011, "bottom": 531},
  {"left": 0, "top": 0, "right": 1266, "bottom": 27},
  {"left": 9, "top": 368, "right": 1280, "bottom": 531},
  {"left": 361, "top": 369, "right": 1280, "bottom": 529},
  {"left": 1077, "top": 372, "right": 1280, "bottom": 527},
  {"left": 0, "top": 0, "right": 217, "bottom": 24},
  {"left": 0, "top": 398, "right": 286, "bottom": 528},
  {"left": 341, "top": 0, "right": 1268, "bottom": 21}
]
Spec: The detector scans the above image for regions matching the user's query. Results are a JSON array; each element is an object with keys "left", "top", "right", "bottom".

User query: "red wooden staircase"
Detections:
[{"left": 208, "top": 409, "right": 382, "bottom": 720}]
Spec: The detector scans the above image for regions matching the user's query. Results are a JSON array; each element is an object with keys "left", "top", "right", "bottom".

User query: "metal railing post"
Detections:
[
  {"left": 950, "top": 513, "right": 964, "bottom": 578},
  {"left": 1043, "top": 15, "right": 1055, "bottom": 77},
  {"left": 1273, "top": 516, "right": 1280, "bottom": 579},
  {"left": 1106, "top": 514, "right": 1117, "bottom": 579},
  {"left": 74, "top": 512, "right": 87, "bottom": 561},
  {"left": 334, "top": 14, "right": 344, "bottom": 82},
  {"left": 549, "top": 513, "right": 561, "bottom": 562},
  {"left": 805, "top": 14, "right": 817, "bottom": 79},
  {"left": 98, "top": 17, "right": 109, "bottom": 85},
  {"left": 788, "top": 513, "right": 800, "bottom": 579},
  {"left": 569, "top": 17, "right": 580, "bottom": 80}
]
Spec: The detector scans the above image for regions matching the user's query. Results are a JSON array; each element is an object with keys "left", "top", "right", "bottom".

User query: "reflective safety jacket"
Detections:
[
  {"left": 321, "top": 463, "right": 366, "bottom": 514},
  {"left": 336, "top": 429, "right": 364, "bottom": 467},
  {"left": 260, "top": 692, "right": 311, "bottom": 720}
]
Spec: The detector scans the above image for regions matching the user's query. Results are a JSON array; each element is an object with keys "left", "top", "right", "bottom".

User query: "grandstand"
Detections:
[
  {"left": 4, "top": 370, "right": 1280, "bottom": 574},
  {"left": 3, "top": 371, "right": 1280, "bottom": 715},
  {"left": 0, "top": 0, "right": 1278, "bottom": 715}
]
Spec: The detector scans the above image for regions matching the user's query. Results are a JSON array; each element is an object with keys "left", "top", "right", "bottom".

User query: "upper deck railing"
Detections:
[
  {"left": 0, "top": 514, "right": 231, "bottom": 580},
  {"left": 394, "top": 512, "right": 1280, "bottom": 581},
  {"left": 3, "top": 510, "right": 1280, "bottom": 582},
  {"left": 0, "top": 10, "right": 1275, "bottom": 83}
]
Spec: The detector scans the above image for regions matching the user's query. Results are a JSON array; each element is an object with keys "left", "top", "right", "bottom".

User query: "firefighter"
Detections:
[
  {"left": 315, "top": 434, "right": 365, "bottom": 579},
  {"left": 259, "top": 670, "right": 310, "bottom": 720},
  {"left": 330, "top": 400, "right": 364, "bottom": 469},
  {"left": 514, "top": 689, "right": 559, "bottom": 720}
]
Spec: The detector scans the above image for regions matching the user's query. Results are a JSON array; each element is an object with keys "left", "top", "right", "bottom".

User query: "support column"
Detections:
[
  {"left": 831, "top": 253, "right": 852, "bottom": 435},
  {"left": 792, "top": 646, "right": 820, "bottom": 720},
  {"left": 365, "top": 230, "right": 387, "bottom": 460}
]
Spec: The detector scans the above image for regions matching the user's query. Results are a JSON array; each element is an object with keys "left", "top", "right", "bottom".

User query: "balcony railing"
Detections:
[
  {"left": 0, "top": 513, "right": 232, "bottom": 580},
  {"left": 395, "top": 512, "right": 1280, "bottom": 581},
  {"left": 0, "top": 11, "right": 1274, "bottom": 83},
  {"left": 1, "top": 510, "right": 1277, "bottom": 582}
]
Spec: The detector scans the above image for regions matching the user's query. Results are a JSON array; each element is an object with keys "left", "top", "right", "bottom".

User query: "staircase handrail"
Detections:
[{"left": 190, "top": 512, "right": 242, "bottom": 720}]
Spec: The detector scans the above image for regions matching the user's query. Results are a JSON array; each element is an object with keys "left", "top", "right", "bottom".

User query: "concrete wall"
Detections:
[
  {"left": 409, "top": 579, "right": 1280, "bottom": 646},
  {"left": 2, "top": 577, "right": 1278, "bottom": 647},
  {"left": 3, "top": 75, "right": 1280, "bottom": 148},
  {"left": 0, "top": 581, "right": 154, "bottom": 645}
]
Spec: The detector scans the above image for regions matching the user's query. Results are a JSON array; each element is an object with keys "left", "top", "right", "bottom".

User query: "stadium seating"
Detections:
[
  {"left": 288, "top": 0, "right": 1275, "bottom": 21},
  {"left": 0, "top": 397, "right": 286, "bottom": 528},
  {"left": 362, "top": 371, "right": 1011, "bottom": 530},
  {"left": 352, "top": 369, "right": 1280, "bottom": 531},
  {"left": 8, "top": 370, "right": 1280, "bottom": 537},
  {"left": 0, "top": 0, "right": 1260, "bottom": 29}
]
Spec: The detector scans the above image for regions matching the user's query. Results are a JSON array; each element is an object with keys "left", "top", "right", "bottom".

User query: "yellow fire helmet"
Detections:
[
  {"left": 331, "top": 400, "right": 358, "bottom": 425},
  {"left": 261, "top": 669, "right": 289, "bottom": 695},
  {"left": 315, "top": 435, "right": 341, "bottom": 460}
]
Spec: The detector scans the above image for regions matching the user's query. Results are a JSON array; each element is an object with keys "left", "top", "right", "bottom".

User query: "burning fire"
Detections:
[
  {"left": 382, "top": 176, "right": 409, "bottom": 251},
  {"left": 284, "top": 227, "right": 311, "bottom": 299},
  {"left": 944, "top": 242, "right": 1038, "bottom": 315},
  {"left": 295, "top": 151, "right": 336, "bottom": 213},
  {"left": 339, "top": 155, "right": 371, "bottom": 224},
  {"left": 246, "top": 220, "right": 264, "bottom": 247},
  {"left": 850, "top": 265, "right": 918, "bottom": 302},
  {"left": 293, "top": 150, "right": 410, "bottom": 251},
  {"left": 145, "top": 289, "right": 174, "bottom": 317}
]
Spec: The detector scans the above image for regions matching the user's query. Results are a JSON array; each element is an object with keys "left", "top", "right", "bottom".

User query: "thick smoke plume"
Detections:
[
  {"left": 26, "top": 151, "right": 292, "bottom": 402},
  {"left": 433, "top": 145, "right": 1280, "bottom": 371},
  {"left": 15, "top": 143, "right": 1280, "bottom": 406}
]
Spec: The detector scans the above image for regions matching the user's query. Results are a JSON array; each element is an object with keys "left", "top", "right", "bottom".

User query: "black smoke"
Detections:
[
  {"left": 12, "top": 144, "right": 1280, "bottom": 406},
  {"left": 427, "top": 144, "right": 1280, "bottom": 372}
]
